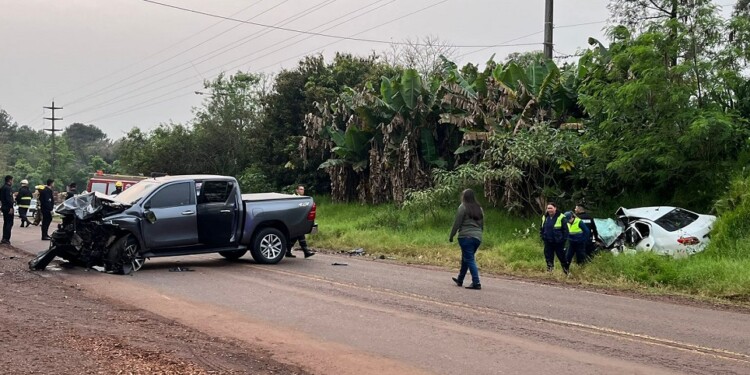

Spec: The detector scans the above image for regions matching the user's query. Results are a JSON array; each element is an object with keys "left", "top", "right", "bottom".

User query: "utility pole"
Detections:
[
  {"left": 43, "top": 101, "right": 63, "bottom": 178},
  {"left": 544, "top": 0, "right": 554, "bottom": 59}
]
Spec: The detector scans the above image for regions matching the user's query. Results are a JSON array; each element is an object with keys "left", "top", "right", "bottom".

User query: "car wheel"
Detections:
[
  {"left": 250, "top": 227, "right": 286, "bottom": 264},
  {"left": 106, "top": 234, "right": 146, "bottom": 275},
  {"left": 219, "top": 249, "right": 247, "bottom": 260}
]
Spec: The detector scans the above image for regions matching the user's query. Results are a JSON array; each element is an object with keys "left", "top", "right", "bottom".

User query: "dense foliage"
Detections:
[{"left": 1, "top": 0, "right": 748, "bottom": 212}]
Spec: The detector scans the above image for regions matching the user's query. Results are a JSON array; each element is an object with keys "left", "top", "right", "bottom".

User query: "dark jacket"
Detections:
[
  {"left": 540, "top": 212, "right": 568, "bottom": 244},
  {"left": 576, "top": 212, "right": 599, "bottom": 242},
  {"left": 40, "top": 186, "right": 54, "bottom": 211},
  {"left": 65, "top": 188, "right": 77, "bottom": 200},
  {"left": 0, "top": 183, "right": 13, "bottom": 213},
  {"left": 16, "top": 186, "right": 33, "bottom": 207}
]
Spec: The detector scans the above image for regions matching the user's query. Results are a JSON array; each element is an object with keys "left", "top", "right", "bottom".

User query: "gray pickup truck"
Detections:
[{"left": 29, "top": 175, "right": 317, "bottom": 274}]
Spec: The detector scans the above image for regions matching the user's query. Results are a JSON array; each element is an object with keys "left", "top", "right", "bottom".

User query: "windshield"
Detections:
[
  {"left": 654, "top": 208, "right": 699, "bottom": 232},
  {"left": 111, "top": 180, "right": 160, "bottom": 205}
]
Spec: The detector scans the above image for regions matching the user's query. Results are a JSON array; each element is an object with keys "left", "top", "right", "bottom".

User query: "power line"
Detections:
[
  {"left": 65, "top": 0, "right": 288, "bottom": 107},
  {"left": 83, "top": 6, "right": 604, "bottom": 124},
  {"left": 80, "top": 0, "right": 436, "bottom": 123},
  {"left": 142, "top": 0, "right": 540, "bottom": 48},
  {"left": 67, "top": 0, "right": 339, "bottom": 118}
]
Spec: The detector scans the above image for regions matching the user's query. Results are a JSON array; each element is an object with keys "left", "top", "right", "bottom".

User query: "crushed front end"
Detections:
[{"left": 29, "top": 192, "right": 129, "bottom": 272}]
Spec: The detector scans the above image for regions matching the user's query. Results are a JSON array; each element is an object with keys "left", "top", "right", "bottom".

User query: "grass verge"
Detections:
[{"left": 309, "top": 197, "right": 750, "bottom": 305}]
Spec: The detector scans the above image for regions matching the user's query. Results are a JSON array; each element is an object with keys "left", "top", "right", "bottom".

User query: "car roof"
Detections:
[{"left": 615, "top": 206, "right": 681, "bottom": 220}]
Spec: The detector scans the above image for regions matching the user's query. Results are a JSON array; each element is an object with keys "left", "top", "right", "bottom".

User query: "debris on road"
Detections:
[
  {"left": 349, "top": 248, "right": 365, "bottom": 256},
  {"left": 169, "top": 266, "right": 194, "bottom": 272},
  {"left": 332, "top": 263, "right": 348, "bottom": 266}
]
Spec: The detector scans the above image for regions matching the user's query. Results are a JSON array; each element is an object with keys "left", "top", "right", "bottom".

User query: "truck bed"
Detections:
[{"left": 241, "top": 193, "right": 306, "bottom": 202}]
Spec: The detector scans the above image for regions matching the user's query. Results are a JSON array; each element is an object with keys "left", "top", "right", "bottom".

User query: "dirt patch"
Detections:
[{"left": 0, "top": 245, "right": 310, "bottom": 375}]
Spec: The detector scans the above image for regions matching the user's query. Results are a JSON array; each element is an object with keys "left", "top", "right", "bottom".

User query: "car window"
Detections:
[
  {"left": 148, "top": 182, "right": 193, "bottom": 208},
  {"left": 90, "top": 182, "right": 107, "bottom": 194},
  {"left": 200, "top": 181, "right": 232, "bottom": 203},
  {"left": 655, "top": 208, "right": 698, "bottom": 232}
]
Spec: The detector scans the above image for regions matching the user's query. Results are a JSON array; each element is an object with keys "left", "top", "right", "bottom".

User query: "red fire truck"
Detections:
[{"left": 86, "top": 172, "right": 146, "bottom": 195}]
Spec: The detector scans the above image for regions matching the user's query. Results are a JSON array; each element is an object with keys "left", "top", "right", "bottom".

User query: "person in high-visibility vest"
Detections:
[
  {"left": 564, "top": 211, "right": 590, "bottom": 267},
  {"left": 540, "top": 202, "right": 569, "bottom": 274},
  {"left": 31, "top": 185, "right": 45, "bottom": 226},
  {"left": 15, "top": 179, "right": 33, "bottom": 227}
]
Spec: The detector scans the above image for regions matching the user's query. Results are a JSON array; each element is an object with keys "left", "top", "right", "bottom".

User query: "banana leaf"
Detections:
[{"left": 401, "top": 69, "right": 422, "bottom": 110}]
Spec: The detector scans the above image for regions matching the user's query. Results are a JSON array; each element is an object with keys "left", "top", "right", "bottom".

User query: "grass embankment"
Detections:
[{"left": 310, "top": 197, "right": 750, "bottom": 304}]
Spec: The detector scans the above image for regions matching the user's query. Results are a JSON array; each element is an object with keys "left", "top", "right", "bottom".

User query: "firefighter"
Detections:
[
  {"left": 15, "top": 179, "right": 33, "bottom": 227},
  {"left": 111, "top": 181, "right": 123, "bottom": 196},
  {"left": 32, "top": 185, "right": 44, "bottom": 226}
]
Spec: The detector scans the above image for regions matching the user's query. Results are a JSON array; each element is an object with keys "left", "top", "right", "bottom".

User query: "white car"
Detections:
[
  {"left": 13, "top": 198, "right": 38, "bottom": 218},
  {"left": 615, "top": 206, "right": 716, "bottom": 257}
]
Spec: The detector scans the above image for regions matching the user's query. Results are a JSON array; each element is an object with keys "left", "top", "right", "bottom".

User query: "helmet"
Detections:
[
  {"left": 20, "top": 179, "right": 28, "bottom": 185},
  {"left": 36, "top": 185, "right": 45, "bottom": 190},
  {"left": 115, "top": 181, "right": 123, "bottom": 188}
]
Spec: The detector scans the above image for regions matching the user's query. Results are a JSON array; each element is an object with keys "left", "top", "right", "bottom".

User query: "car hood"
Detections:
[
  {"left": 615, "top": 206, "right": 677, "bottom": 221},
  {"left": 55, "top": 192, "right": 130, "bottom": 220}
]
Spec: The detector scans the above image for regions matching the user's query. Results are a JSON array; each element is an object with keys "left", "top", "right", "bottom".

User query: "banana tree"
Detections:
[{"left": 303, "top": 68, "right": 448, "bottom": 204}]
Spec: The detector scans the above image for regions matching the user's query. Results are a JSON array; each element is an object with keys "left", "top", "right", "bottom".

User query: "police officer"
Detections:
[
  {"left": 15, "top": 179, "right": 33, "bottom": 227},
  {"left": 540, "top": 202, "right": 569, "bottom": 274},
  {"left": 564, "top": 211, "right": 590, "bottom": 266},
  {"left": 575, "top": 203, "right": 600, "bottom": 258},
  {"left": 1, "top": 175, "right": 14, "bottom": 245},
  {"left": 286, "top": 185, "right": 315, "bottom": 258},
  {"left": 40, "top": 179, "right": 55, "bottom": 241}
]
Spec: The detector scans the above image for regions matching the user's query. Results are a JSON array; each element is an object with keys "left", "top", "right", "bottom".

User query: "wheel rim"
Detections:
[
  {"left": 260, "top": 233, "right": 283, "bottom": 260},
  {"left": 124, "top": 242, "right": 145, "bottom": 272}
]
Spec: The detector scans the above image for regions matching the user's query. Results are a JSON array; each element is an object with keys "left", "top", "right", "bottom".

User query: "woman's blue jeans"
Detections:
[{"left": 457, "top": 237, "right": 481, "bottom": 285}]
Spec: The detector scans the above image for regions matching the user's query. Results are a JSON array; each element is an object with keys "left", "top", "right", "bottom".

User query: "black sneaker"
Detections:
[
  {"left": 452, "top": 277, "right": 463, "bottom": 287},
  {"left": 303, "top": 250, "right": 315, "bottom": 258},
  {"left": 0, "top": 239, "right": 10, "bottom": 245},
  {"left": 41, "top": 236, "right": 51, "bottom": 241},
  {"left": 285, "top": 252, "right": 296, "bottom": 258},
  {"left": 465, "top": 283, "right": 482, "bottom": 290}
]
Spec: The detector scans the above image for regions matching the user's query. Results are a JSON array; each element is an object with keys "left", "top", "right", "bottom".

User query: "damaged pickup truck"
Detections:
[{"left": 29, "top": 175, "right": 317, "bottom": 274}]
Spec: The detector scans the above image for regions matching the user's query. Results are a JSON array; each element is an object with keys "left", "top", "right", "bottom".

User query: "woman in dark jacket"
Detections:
[
  {"left": 540, "top": 202, "right": 569, "bottom": 274},
  {"left": 449, "top": 189, "right": 484, "bottom": 290}
]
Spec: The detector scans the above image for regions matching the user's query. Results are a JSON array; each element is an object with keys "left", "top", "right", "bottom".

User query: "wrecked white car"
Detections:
[{"left": 614, "top": 206, "right": 716, "bottom": 257}]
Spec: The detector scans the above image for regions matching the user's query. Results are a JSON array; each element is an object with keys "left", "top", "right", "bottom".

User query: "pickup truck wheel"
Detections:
[
  {"left": 106, "top": 235, "right": 145, "bottom": 275},
  {"left": 250, "top": 228, "right": 287, "bottom": 264},
  {"left": 219, "top": 250, "right": 247, "bottom": 260}
]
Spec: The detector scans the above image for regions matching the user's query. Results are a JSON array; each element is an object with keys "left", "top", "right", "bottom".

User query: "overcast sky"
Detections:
[{"left": 0, "top": 0, "right": 736, "bottom": 140}]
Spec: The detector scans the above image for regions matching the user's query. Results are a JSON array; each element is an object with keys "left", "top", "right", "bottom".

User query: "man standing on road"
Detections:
[
  {"left": 15, "top": 179, "right": 33, "bottom": 227},
  {"left": 286, "top": 185, "right": 315, "bottom": 258},
  {"left": 40, "top": 179, "right": 55, "bottom": 241},
  {"left": 1, "top": 175, "right": 14, "bottom": 245}
]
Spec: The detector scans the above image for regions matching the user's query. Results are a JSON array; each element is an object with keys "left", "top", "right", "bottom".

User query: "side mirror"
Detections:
[{"left": 145, "top": 210, "right": 157, "bottom": 224}]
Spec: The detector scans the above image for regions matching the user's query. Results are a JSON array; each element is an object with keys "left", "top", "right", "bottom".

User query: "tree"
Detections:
[{"left": 383, "top": 35, "right": 458, "bottom": 78}]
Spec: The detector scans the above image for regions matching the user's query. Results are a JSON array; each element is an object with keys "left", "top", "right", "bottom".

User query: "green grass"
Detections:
[{"left": 310, "top": 197, "right": 750, "bottom": 304}]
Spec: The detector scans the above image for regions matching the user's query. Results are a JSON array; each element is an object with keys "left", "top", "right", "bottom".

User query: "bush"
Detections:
[{"left": 707, "top": 172, "right": 750, "bottom": 259}]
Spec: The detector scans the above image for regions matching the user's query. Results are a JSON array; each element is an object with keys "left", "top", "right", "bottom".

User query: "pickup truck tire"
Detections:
[
  {"left": 106, "top": 234, "right": 146, "bottom": 275},
  {"left": 250, "top": 227, "right": 287, "bottom": 264},
  {"left": 218, "top": 250, "right": 247, "bottom": 260}
]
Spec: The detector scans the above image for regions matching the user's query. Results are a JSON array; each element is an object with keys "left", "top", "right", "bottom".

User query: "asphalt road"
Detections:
[{"left": 10, "top": 226, "right": 750, "bottom": 374}]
